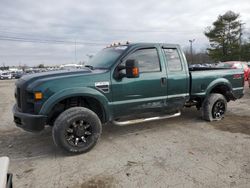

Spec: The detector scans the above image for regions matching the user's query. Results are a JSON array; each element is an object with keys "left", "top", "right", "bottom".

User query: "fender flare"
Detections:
[
  {"left": 39, "top": 87, "right": 111, "bottom": 121},
  {"left": 205, "top": 78, "right": 233, "bottom": 97}
]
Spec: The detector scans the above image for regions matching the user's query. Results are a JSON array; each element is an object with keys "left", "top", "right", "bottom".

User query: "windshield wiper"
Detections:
[{"left": 85, "top": 65, "right": 94, "bottom": 70}]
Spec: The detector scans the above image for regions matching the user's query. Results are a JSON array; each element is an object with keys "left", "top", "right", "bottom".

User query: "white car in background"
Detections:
[{"left": 0, "top": 72, "right": 12, "bottom": 80}]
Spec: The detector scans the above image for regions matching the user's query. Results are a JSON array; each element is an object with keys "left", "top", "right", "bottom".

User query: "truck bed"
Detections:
[{"left": 190, "top": 68, "right": 244, "bottom": 99}]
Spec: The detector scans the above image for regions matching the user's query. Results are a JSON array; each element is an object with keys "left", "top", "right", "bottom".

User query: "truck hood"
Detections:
[
  {"left": 16, "top": 68, "right": 108, "bottom": 90},
  {"left": 20, "top": 69, "right": 92, "bottom": 82}
]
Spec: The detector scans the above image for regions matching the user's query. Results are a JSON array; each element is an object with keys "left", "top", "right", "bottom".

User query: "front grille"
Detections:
[{"left": 15, "top": 86, "right": 34, "bottom": 113}]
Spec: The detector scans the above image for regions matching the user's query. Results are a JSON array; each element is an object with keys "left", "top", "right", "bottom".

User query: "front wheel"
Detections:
[
  {"left": 52, "top": 107, "right": 102, "bottom": 154},
  {"left": 202, "top": 93, "right": 227, "bottom": 121}
]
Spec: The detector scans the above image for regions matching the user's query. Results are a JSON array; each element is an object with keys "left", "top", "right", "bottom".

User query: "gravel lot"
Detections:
[{"left": 0, "top": 80, "right": 250, "bottom": 188}]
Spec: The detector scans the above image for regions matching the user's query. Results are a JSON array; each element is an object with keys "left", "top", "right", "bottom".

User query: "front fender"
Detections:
[
  {"left": 205, "top": 78, "right": 233, "bottom": 96},
  {"left": 39, "top": 87, "right": 111, "bottom": 120}
]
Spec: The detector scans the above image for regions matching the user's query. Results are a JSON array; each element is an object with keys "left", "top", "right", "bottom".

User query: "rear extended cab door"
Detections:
[{"left": 161, "top": 45, "right": 190, "bottom": 112}]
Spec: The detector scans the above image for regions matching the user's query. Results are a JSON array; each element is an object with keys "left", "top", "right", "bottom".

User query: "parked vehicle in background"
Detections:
[
  {"left": 223, "top": 61, "right": 250, "bottom": 81},
  {"left": 248, "top": 75, "right": 250, "bottom": 88},
  {"left": 0, "top": 72, "right": 12, "bottom": 80},
  {"left": 247, "top": 62, "right": 250, "bottom": 68},
  {"left": 11, "top": 71, "right": 23, "bottom": 79}
]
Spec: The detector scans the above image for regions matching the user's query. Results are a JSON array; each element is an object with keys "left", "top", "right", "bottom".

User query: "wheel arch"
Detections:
[
  {"left": 39, "top": 87, "right": 110, "bottom": 124},
  {"left": 205, "top": 78, "right": 233, "bottom": 101}
]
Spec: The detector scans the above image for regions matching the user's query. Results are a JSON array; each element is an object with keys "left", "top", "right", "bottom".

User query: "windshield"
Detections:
[{"left": 87, "top": 46, "right": 128, "bottom": 69}]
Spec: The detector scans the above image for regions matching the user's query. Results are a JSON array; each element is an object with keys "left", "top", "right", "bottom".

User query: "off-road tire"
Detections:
[
  {"left": 52, "top": 107, "right": 102, "bottom": 154},
  {"left": 202, "top": 93, "right": 227, "bottom": 121}
]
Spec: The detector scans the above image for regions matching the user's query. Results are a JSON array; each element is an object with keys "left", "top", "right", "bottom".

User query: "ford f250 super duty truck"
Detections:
[{"left": 13, "top": 43, "right": 244, "bottom": 154}]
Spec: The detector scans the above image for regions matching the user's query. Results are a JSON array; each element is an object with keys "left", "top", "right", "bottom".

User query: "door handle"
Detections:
[{"left": 161, "top": 77, "right": 167, "bottom": 86}]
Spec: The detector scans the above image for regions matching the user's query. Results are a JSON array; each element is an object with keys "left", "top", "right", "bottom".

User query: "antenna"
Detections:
[{"left": 75, "top": 39, "right": 77, "bottom": 63}]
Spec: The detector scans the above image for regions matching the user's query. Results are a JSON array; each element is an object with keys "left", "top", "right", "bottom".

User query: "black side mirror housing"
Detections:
[{"left": 125, "top": 59, "right": 139, "bottom": 78}]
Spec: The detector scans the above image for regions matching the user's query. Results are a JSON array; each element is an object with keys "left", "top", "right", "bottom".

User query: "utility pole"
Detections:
[
  {"left": 189, "top": 39, "right": 195, "bottom": 64},
  {"left": 75, "top": 39, "right": 77, "bottom": 64}
]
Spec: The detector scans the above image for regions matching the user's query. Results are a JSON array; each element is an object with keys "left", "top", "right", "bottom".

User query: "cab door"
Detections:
[
  {"left": 111, "top": 47, "right": 168, "bottom": 118},
  {"left": 162, "top": 47, "right": 189, "bottom": 112}
]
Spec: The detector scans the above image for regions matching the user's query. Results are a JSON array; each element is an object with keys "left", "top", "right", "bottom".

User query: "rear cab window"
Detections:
[{"left": 163, "top": 48, "right": 183, "bottom": 72}]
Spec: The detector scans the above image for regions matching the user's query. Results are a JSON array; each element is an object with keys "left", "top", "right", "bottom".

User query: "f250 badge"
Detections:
[{"left": 233, "top": 74, "right": 242, "bottom": 79}]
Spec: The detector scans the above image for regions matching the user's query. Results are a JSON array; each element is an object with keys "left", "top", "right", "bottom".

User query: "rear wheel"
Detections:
[
  {"left": 52, "top": 107, "right": 102, "bottom": 154},
  {"left": 202, "top": 93, "right": 227, "bottom": 121}
]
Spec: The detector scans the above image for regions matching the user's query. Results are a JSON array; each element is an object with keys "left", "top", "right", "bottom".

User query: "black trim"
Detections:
[
  {"left": 7, "top": 173, "right": 13, "bottom": 188},
  {"left": 13, "top": 105, "right": 47, "bottom": 132}
]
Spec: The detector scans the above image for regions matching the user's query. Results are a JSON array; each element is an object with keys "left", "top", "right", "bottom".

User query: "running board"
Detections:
[{"left": 112, "top": 111, "right": 181, "bottom": 126}]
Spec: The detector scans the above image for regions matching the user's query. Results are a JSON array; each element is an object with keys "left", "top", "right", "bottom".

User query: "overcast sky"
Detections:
[{"left": 0, "top": 0, "right": 250, "bottom": 66}]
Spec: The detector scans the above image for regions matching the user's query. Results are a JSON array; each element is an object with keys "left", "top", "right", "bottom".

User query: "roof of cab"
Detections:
[
  {"left": 106, "top": 42, "right": 180, "bottom": 49},
  {"left": 129, "top": 42, "right": 180, "bottom": 48}
]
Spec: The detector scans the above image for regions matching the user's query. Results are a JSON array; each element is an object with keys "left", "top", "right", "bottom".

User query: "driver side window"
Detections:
[{"left": 121, "top": 48, "right": 161, "bottom": 73}]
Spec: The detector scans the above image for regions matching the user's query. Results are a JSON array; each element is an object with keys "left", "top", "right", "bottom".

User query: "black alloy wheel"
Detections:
[
  {"left": 66, "top": 119, "right": 92, "bottom": 147},
  {"left": 202, "top": 93, "right": 227, "bottom": 121},
  {"left": 212, "top": 100, "right": 226, "bottom": 119}
]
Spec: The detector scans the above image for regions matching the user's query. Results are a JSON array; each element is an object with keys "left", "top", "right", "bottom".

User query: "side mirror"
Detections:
[{"left": 126, "top": 59, "right": 139, "bottom": 78}]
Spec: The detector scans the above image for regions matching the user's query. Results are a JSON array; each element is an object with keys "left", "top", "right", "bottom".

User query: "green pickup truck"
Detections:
[{"left": 13, "top": 43, "right": 244, "bottom": 154}]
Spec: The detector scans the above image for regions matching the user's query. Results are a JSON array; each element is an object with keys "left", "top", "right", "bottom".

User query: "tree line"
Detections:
[{"left": 185, "top": 10, "right": 250, "bottom": 64}]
